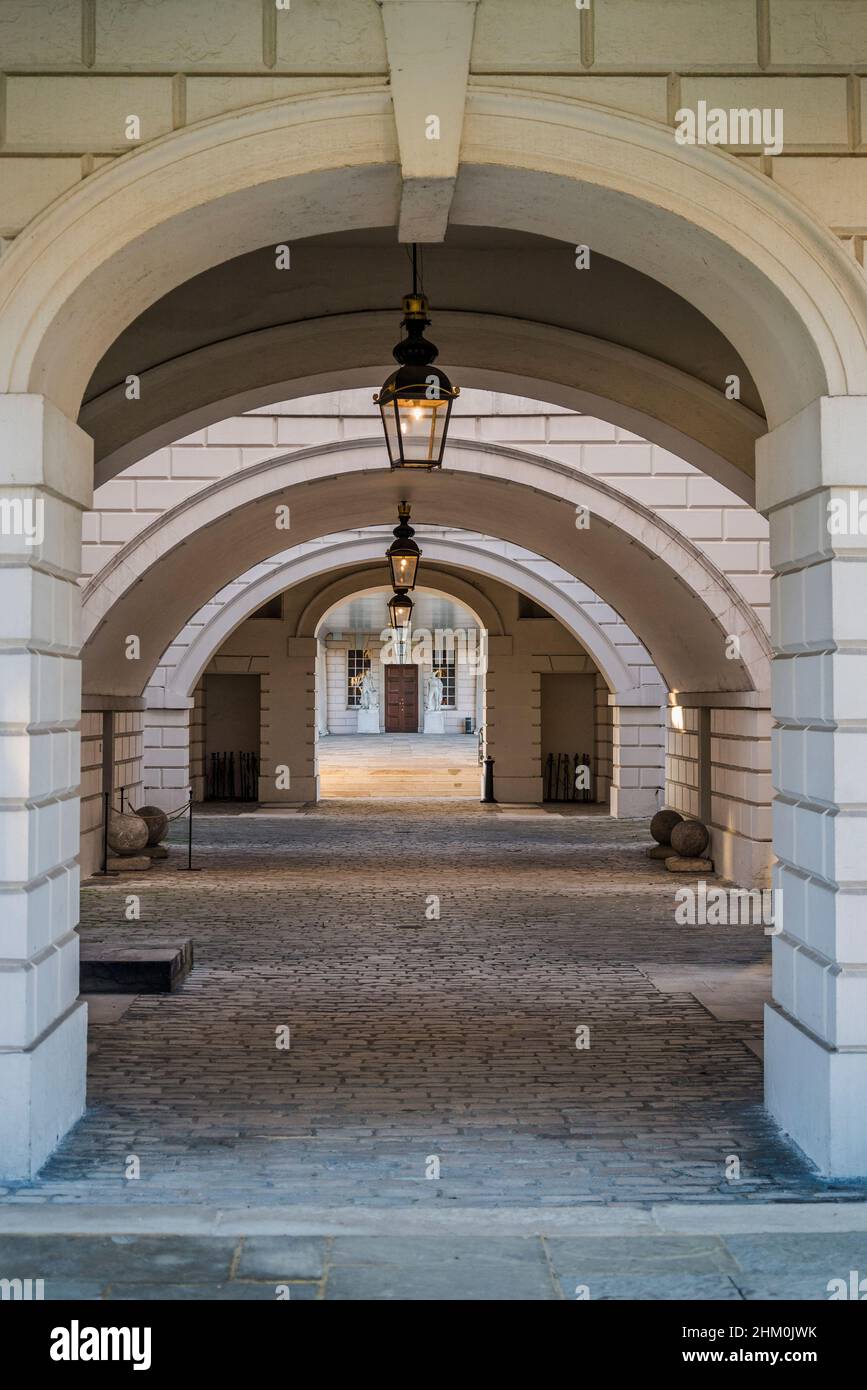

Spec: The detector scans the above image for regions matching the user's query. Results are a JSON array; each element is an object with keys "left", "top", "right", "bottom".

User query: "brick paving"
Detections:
[{"left": 8, "top": 804, "right": 867, "bottom": 1209}]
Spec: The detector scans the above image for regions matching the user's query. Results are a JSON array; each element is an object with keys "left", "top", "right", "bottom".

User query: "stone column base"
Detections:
[
  {"left": 0, "top": 1002, "right": 87, "bottom": 1180},
  {"left": 765, "top": 1003, "right": 867, "bottom": 1177},
  {"left": 258, "top": 774, "right": 319, "bottom": 804},
  {"left": 610, "top": 786, "right": 659, "bottom": 818},
  {"left": 495, "top": 775, "right": 543, "bottom": 803}
]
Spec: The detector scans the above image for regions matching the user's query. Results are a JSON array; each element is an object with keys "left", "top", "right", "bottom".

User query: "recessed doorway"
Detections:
[{"left": 385, "top": 664, "right": 419, "bottom": 732}]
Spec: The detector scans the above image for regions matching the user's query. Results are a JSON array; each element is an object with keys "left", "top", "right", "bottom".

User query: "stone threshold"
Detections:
[{"left": 1, "top": 1202, "right": 866, "bottom": 1238}]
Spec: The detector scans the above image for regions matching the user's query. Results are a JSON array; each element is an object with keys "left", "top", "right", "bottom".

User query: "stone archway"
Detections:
[
  {"left": 137, "top": 531, "right": 665, "bottom": 824},
  {"left": 2, "top": 88, "right": 866, "bottom": 1178},
  {"left": 80, "top": 439, "right": 768, "bottom": 701},
  {"left": 149, "top": 535, "right": 649, "bottom": 707}
]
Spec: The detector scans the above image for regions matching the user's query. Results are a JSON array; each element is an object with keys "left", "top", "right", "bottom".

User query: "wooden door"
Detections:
[{"left": 385, "top": 664, "right": 418, "bottom": 732}]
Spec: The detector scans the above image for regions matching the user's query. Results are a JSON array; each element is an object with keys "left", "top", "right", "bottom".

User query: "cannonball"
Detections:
[
  {"left": 670, "top": 818, "right": 709, "bottom": 859},
  {"left": 650, "top": 808, "right": 684, "bottom": 844},
  {"left": 135, "top": 804, "right": 169, "bottom": 846},
  {"left": 107, "top": 809, "right": 149, "bottom": 856}
]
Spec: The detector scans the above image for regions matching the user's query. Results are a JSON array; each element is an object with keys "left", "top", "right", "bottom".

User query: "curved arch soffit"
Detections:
[
  {"left": 1, "top": 88, "right": 865, "bottom": 430},
  {"left": 81, "top": 438, "right": 771, "bottom": 700},
  {"left": 157, "top": 537, "right": 643, "bottom": 706},
  {"left": 301, "top": 565, "right": 502, "bottom": 640},
  {"left": 83, "top": 318, "right": 764, "bottom": 501}
]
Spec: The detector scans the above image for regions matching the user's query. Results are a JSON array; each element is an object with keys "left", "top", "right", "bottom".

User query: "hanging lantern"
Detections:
[
  {"left": 374, "top": 246, "right": 459, "bottom": 469},
  {"left": 386, "top": 500, "right": 422, "bottom": 591},
  {"left": 388, "top": 589, "right": 414, "bottom": 630}
]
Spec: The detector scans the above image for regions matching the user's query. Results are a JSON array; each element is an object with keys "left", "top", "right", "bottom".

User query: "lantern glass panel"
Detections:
[
  {"left": 380, "top": 401, "right": 402, "bottom": 465},
  {"left": 387, "top": 545, "right": 419, "bottom": 591},
  {"left": 388, "top": 592, "right": 413, "bottom": 629},
  {"left": 396, "top": 395, "right": 449, "bottom": 465}
]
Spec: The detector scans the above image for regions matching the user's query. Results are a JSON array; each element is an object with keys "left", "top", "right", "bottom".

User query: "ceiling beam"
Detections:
[{"left": 379, "top": 0, "right": 478, "bottom": 242}]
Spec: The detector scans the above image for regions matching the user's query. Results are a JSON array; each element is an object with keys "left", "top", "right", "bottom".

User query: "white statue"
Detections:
[
  {"left": 359, "top": 669, "right": 378, "bottom": 710},
  {"left": 426, "top": 671, "right": 444, "bottom": 712}
]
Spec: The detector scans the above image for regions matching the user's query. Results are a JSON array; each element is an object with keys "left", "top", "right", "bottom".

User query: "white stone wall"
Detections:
[
  {"left": 142, "top": 708, "right": 191, "bottom": 810},
  {"left": 666, "top": 702, "right": 772, "bottom": 888},
  {"left": 321, "top": 635, "right": 479, "bottom": 735},
  {"left": 610, "top": 705, "right": 666, "bottom": 819},
  {"left": 78, "top": 707, "right": 144, "bottom": 878},
  {"left": 3, "top": 2, "right": 866, "bottom": 267},
  {"left": 593, "top": 678, "right": 612, "bottom": 806},
  {"left": 325, "top": 646, "right": 356, "bottom": 736},
  {"left": 80, "top": 391, "right": 772, "bottom": 643},
  {"left": 79, "top": 711, "right": 103, "bottom": 877}
]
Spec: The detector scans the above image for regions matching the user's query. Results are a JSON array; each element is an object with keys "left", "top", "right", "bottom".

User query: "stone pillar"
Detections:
[
  {"left": 142, "top": 704, "right": 192, "bottom": 814},
  {"left": 666, "top": 695, "right": 773, "bottom": 889},
  {"left": 0, "top": 395, "right": 90, "bottom": 1179},
  {"left": 759, "top": 396, "right": 867, "bottom": 1176},
  {"left": 610, "top": 699, "right": 664, "bottom": 817},
  {"left": 260, "top": 636, "right": 318, "bottom": 803},
  {"left": 484, "top": 638, "right": 542, "bottom": 802},
  {"left": 709, "top": 702, "right": 773, "bottom": 889}
]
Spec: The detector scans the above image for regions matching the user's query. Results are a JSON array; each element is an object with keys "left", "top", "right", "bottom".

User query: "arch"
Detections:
[
  {"left": 83, "top": 322, "right": 763, "bottom": 501},
  {"left": 155, "top": 535, "right": 645, "bottom": 707},
  {"left": 1, "top": 88, "right": 865, "bottom": 440},
  {"left": 301, "top": 567, "right": 502, "bottom": 641},
  {"left": 81, "top": 437, "right": 770, "bottom": 700}
]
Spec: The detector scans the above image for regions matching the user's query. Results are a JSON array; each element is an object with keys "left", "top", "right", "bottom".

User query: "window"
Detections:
[
  {"left": 347, "top": 649, "right": 370, "bottom": 707},
  {"left": 433, "top": 650, "right": 456, "bottom": 707}
]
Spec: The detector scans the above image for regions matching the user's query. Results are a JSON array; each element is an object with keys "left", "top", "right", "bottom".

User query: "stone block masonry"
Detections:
[{"left": 2, "top": 2, "right": 865, "bottom": 264}]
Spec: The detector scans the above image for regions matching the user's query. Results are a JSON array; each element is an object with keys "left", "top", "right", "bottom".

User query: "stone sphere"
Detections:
[
  {"left": 136, "top": 805, "right": 169, "bottom": 845},
  {"left": 107, "top": 809, "right": 149, "bottom": 856},
  {"left": 650, "top": 809, "right": 684, "bottom": 844},
  {"left": 670, "top": 818, "right": 709, "bottom": 858}
]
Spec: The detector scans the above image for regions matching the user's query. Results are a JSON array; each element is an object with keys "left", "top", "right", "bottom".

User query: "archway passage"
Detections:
[
  {"left": 2, "top": 81, "right": 867, "bottom": 1189},
  {"left": 313, "top": 586, "right": 484, "bottom": 800}
]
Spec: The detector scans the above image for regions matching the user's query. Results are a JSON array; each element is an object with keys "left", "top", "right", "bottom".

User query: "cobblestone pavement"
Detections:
[
  {"left": 8, "top": 805, "right": 867, "bottom": 1210},
  {"left": 2, "top": 1231, "right": 864, "bottom": 1300}
]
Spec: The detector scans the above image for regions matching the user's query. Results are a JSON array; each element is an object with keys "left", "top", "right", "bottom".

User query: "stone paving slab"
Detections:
[
  {"left": 0, "top": 1230, "right": 864, "bottom": 1300},
  {"left": 556, "top": 1273, "right": 743, "bottom": 1301},
  {"left": 83, "top": 994, "right": 138, "bottom": 1024},
  {"left": 106, "top": 1282, "right": 322, "bottom": 1300},
  {"left": 0, "top": 1235, "right": 238, "bottom": 1283},
  {"left": 726, "top": 1276, "right": 844, "bottom": 1301},
  {"left": 323, "top": 1261, "right": 555, "bottom": 1300},
  {"left": 544, "top": 1235, "right": 738, "bottom": 1274},
  {"left": 722, "top": 1232, "right": 867, "bottom": 1272},
  {"left": 236, "top": 1236, "right": 327, "bottom": 1279}
]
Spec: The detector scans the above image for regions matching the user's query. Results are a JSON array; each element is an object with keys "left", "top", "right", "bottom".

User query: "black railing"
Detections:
[
  {"left": 206, "top": 751, "right": 259, "bottom": 801},
  {"left": 544, "top": 751, "right": 593, "bottom": 802}
]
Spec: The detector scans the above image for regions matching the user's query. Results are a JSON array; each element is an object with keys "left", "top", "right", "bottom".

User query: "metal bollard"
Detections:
[{"left": 481, "top": 755, "right": 496, "bottom": 803}]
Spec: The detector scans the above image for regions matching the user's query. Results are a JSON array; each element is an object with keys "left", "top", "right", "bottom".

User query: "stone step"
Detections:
[
  {"left": 321, "top": 771, "right": 479, "bottom": 782},
  {"left": 321, "top": 786, "right": 479, "bottom": 797},
  {"left": 79, "top": 939, "right": 194, "bottom": 994}
]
